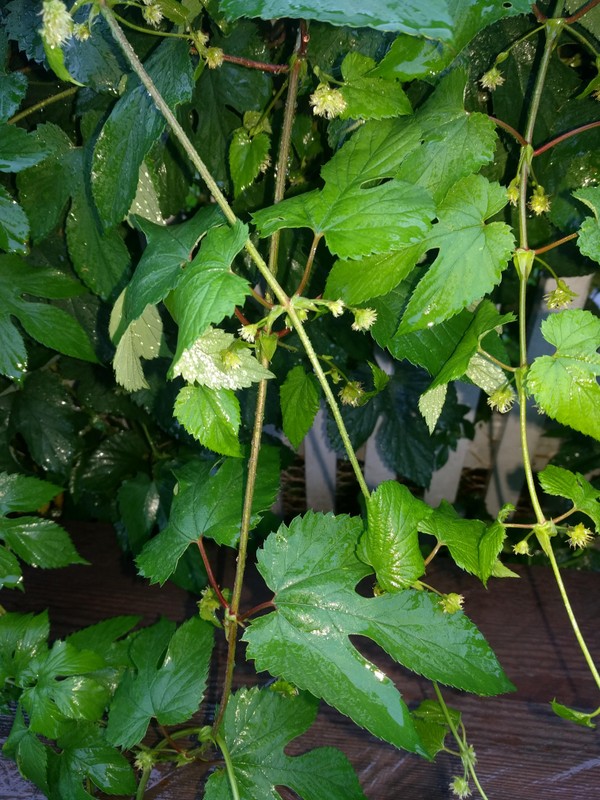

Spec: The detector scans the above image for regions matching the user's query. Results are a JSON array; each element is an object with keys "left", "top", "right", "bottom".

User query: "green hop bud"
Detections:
[
  {"left": 479, "top": 66, "right": 505, "bottom": 90},
  {"left": 544, "top": 279, "right": 577, "bottom": 310},
  {"left": 567, "top": 523, "right": 594, "bottom": 549},
  {"left": 439, "top": 593, "right": 464, "bottom": 614},
  {"left": 529, "top": 185, "right": 551, "bottom": 215},
  {"left": 487, "top": 384, "right": 515, "bottom": 414},
  {"left": 339, "top": 381, "right": 364, "bottom": 407},
  {"left": 309, "top": 83, "right": 347, "bottom": 119},
  {"left": 40, "top": 0, "right": 73, "bottom": 48}
]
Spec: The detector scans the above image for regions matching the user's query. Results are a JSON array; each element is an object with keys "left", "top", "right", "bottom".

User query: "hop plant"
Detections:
[
  {"left": 351, "top": 307, "right": 377, "bottom": 332},
  {"left": 506, "top": 177, "right": 520, "bottom": 206},
  {"left": 142, "top": 2, "right": 164, "bottom": 28},
  {"left": 40, "top": 0, "right": 73, "bottom": 48},
  {"left": 450, "top": 776, "right": 472, "bottom": 798},
  {"left": 439, "top": 593, "right": 465, "bottom": 614},
  {"left": 339, "top": 381, "right": 364, "bottom": 407},
  {"left": 73, "top": 22, "right": 91, "bottom": 42},
  {"left": 309, "top": 83, "right": 347, "bottom": 119},
  {"left": 206, "top": 47, "right": 225, "bottom": 69},
  {"left": 529, "top": 185, "right": 551, "bottom": 215},
  {"left": 567, "top": 523, "right": 594, "bottom": 549},
  {"left": 513, "top": 539, "right": 532, "bottom": 556},
  {"left": 487, "top": 384, "right": 515, "bottom": 414},
  {"left": 479, "top": 66, "right": 505, "bottom": 90},
  {"left": 239, "top": 324, "right": 259, "bottom": 343},
  {"left": 544, "top": 279, "right": 577, "bottom": 310}
]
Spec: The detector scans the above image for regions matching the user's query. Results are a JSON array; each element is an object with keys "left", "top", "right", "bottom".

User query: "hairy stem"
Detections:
[
  {"left": 214, "top": 375, "right": 269, "bottom": 733},
  {"left": 221, "top": 53, "right": 289, "bottom": 74},
  {"left": 8, "top": 87, "right": 78, "bottom": 124},
  {"left": 135, "top": 764, "right": 152, "bottom": 800},
  {"left": 216, "top": 734, "right": 241, "bottom": 800},
  {"left": 268, "top": 29, "right": 307, "bottom": 279}
]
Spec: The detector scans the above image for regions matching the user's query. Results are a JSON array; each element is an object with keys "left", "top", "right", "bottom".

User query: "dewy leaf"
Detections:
[
  {"left": 244, "top": 513, "right": 513, "bottom": 754},
  {"left": 527, "top": 310, "right": 600, "bottom": 441},
  {"left": 106, "top": 617, "right": 213, "bottom": 749},
  {"left": 0, "top": 124, "right": 48, "bottom": 172},
  {"left": 137, "top": 452, "right": 279, "bottom": 583},
  {"left": 0, "top": 517, "right": 86, "bottom": 570},
  {"left": 92, "top": 39, "right": 194, "bottom": 227},
  {"left": 0, "top": 610, "right": 49, "bottom": 686},
  {"left": 174, "top": 384, "right": 242, "bottom": 457},
  {"left": 399, "top": 175, "right": 514, "bottom": 333},
  {"left": 173, "top": 328, "right": 274, "bottom": 390},
  {"left": 412, "top": 699, "right": 461, "bottom": 759},
  {"left": 123, "top": 205, "right": 224, "bottom": 327},
  {"left": 3, "top": 706, "right": 49, "bottom": 794},
  {"left": 360, "top": 481, "right": 431, "bottom": 591},
  {"left": 396, "top": 69, "right": 497, "bottom": 203},
  {"left": 171, "top": 221, "right": 250, "bottom": 366},
  {"left": 538, "top": 464, "right": 600, "bottom": 530},
  {"left": 253, "top": 118, "right": 434, "bottom": 259},
  {"left": 280, "top": 365, "right": 321, "bottom": 448},
  {"left": 574, "top": 186, "right": 600, "bottom": 263},
  {"left": 0, "top": 472, "right": 62, "bottom": 514},
  {"left": 205, "top": 687, "right": 366, "bottom": 800},
  {"left": 0, "top": 26, "right": 28, "bottom": 122},
  {"left": 0, "top": 545, "right": 22, "bottom": 590},
  {"left": 339, "top": 52, "right": 412, "bottom": 120},
  {"left": 0, "top": 184, "right": 29, "bottom": 254}
]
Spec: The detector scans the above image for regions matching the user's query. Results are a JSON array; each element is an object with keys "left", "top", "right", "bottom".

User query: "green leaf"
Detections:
[
  {"left": 0, "top": 31, "right": 28, "bottom": 122},
  {"left": 0, "top": 184, "right": 29, "bottom": 254},
  {"left": 360, "top": 481, "right": 430, "bottom": 591},
  {"left": 17, "top": 301, "right": 98, "bottom": 363},
  {"left": 324, "top": 242, "right": 426, "bottom": 305},
  {"left": 252, "top": 118, "right": 434, "bottom": 259},
  {"left": 123, "top": 206, "right": 223, "bottom": 326},
  {"left": 0, "top": 544, "right": 22, "bottom": 589},
  {"left": 3, "top": 706, "right": 49, "bottom": 793},
  {"left": 171, "top": 221, "right": 250, "bottom": 366},
  {"left": 117, "top": 475, "right": 161, "bottom": 555},
  {"left": 280, "top": 366, "right": 321, "bottom": 448},
  {"left": 53, "top": 721, "right": 137, "bottom": 797},
  {"left": 0, "top": 611, "right": 49, "bottom": 686},
  {"left": 574, "top": 186, "right": 600, "bottom": 263},
  {"left": 92, "top": 39, "right": 194, "bottom": 227},
  {"left": 62, "top": 15, "right": 125, "bottom": 93},
  {"left": 10, "top": 371, "right": 82, "bottom": 475},
  {"left": 174, "top": 384, "right": 242, "bottom": 457},
  {"left": 399, "top": 175, "right": 514, "bottom": 332},
  {"left": 412, "top": 699, "right": 461, "bottom": 759},
  {"left": 527, "top": 310, "right": 600, "bottom": 441},
  {"left": 396, "top": 69, "right": 497, "bottom": 203},
  {"left": 173, "top": 328, "right": 274, "bottom": 390},
  {"left": 0, "top": 123, "right": 48, "bottom": 172},
  {"left": 418, "top": 501, "right": 503, "bottom": 584},
  {"left": 419, "top": 385, "right": 447, "bottom": 434},
  {"left": 371, "top": 34, "right": 451, "bottom": 81},
  {"left": 205, "top": 687, "right": 366, "bottom": 800},
  {"left": 0, "top": 472, "right": 62, "bottom": 514},
  {"left": 0, "top": 517, "right": 85, "bottom": 569},
  {"left": 551, "top": 699, "right": 596, "bottom": 729},
  {"left": 112, "top": 303, "right": 163, "bottom": 392},
  {"left": 137, "top": 451, "right": 280, "bottom": 582},
  {"left": 67, "top": 616, "right": 141, "bottom": 656},
  {"left": 229, "top": 128, "right": 270, "bottom": 196},
  {"left": 339, "top": 52, "right": 412, "bottom": 120},
  {"left": 538, "top": 465, "right": 600, "bottom": 530},
  {"left": 42, "top": 37, "right": 83, "bottom": 86},
  {"left": 244, "top": 513, "right": 513, "bottom": 754},
  {"left": 222, "top": 0, "right": 531, "bottom": 42},
  {"left": 20, "top": 640, "right": 107, "bottom": 738},
  {"left": 106, "top": 617, "right": 214, "bottom": 748}
]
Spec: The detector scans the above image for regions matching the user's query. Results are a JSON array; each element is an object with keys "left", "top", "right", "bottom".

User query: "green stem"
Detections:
[
  {"left": 135, "top": 765, "right": 152, "bottom": 800},
  {"left": 541, "top": 535, "right": 600, "bottom": 692},
  {"left": 433, "top": 683, "right": 489, "bottom": 800},
  {"left": 477, "top": 346, "right": 517, "bottom": 373},
  {"left": 562, "top": 22, "right": 600, "bottom": 56},
  {"left": 213, "top": 375, "right": 269, "bottom": 734},
  {"left": 113, "top": 10, "right": 190, "bottom": 38},
  {"left": 268, "top": 42, "right": 305, "bottom": 279},
  {"left": 216, "top": 734, "right": 241, "bottom": 800},
  {"left": 8, "top": 87, "right": 78, "bottom": 124}
]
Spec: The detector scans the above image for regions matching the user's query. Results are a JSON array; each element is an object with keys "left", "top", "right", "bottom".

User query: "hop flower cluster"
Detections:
[
  {"left": 439, "top": 593, "right": 465, "bottom": 614},
  {"left": 351, "top": 307, "right": 377, "bottom": 332},
  {"left": 513, "top": 539, "right": 532, "bottom": 556},
  {"left": 40, "top": 0, "right": 73, "bottom": 49},
  {"left": 142, "top": 2, "right": 164, "bottom": 28},
  {"left": 73, "top": 22, "right": 91, "bottom": 42},
  {"left": 206, "top": 47, "right": 225, "bottom": 69},
  {"left": 567, "top": 523, "right": 594, "bottom": 549},
  {"left": 309, "top": 83, "right": 347, "bottom": 120},
  {"left": 506, "top": 178, "right": 520, "bottom": 206},
  {"left": 487, "top": 384, "right": 515, "bottom": 414},
  {"left": 450, "top": 776, "right": 472, "bottom": 798},
  {"left": 339, "top": 381, "right": 364, "bottom": 407},
  {"left": 544, "top": 279, "right": 577, "bottom": 310},
  {"left": 529, "top": 185, "right": 551, "bottom": 215},
  {"left": 479, "top": 66, "right": 505, "bottom": 91}
]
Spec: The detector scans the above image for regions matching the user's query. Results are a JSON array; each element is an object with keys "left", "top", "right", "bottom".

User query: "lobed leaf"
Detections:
[{"left": 538, "top": 464, "right": 600, "bottom": 530}]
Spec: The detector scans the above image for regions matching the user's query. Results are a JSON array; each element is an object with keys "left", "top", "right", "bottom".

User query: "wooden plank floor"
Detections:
[{"left": 1, "top": 522, "right": 599, "bottom": 799}]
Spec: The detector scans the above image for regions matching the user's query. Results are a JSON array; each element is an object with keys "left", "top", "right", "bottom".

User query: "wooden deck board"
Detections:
[{"left": 1, "top": 522, "right": 599, "bottom": 799}]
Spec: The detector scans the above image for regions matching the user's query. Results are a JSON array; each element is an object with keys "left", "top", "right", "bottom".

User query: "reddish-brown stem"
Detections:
[
  {"left": 234, "top": 307, "right": 250, "bottom": 326},
  {"left": 239, "top": 599, "right": 276, "bottom": 621},
  {"left": 489, "top": 115, "right": 528, "bottom": 147},
  {"left": 222, "top": 53, "right": 289, "bottom": 74},
  {"left": 534, "top": 121, "right": 600, "bottom": 156},
  {"left": 251, "top": 287, "right": 273, "bottom": 309},
  {"left": 158, "top": 724, "right": 185, "bottom": 753},
  {"left": 197, "top": 537, "right": 230, "bottom": 610},
  {"left": 295, "top": 232, "right": 323, "bottom": 296},
  {"left": 532, "top": 3, "right": 548, "bottom": 22},
  {"left": 534, "top": 231, "right": 578, "bottom": 254},
  {"left": 565, "top": 0, "right": 600, "bottom": 23}
]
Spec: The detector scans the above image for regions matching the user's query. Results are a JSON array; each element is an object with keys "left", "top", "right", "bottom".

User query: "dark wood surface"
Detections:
[{"left": 1, "top": 522, "right": 599, "bottom": 799}]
